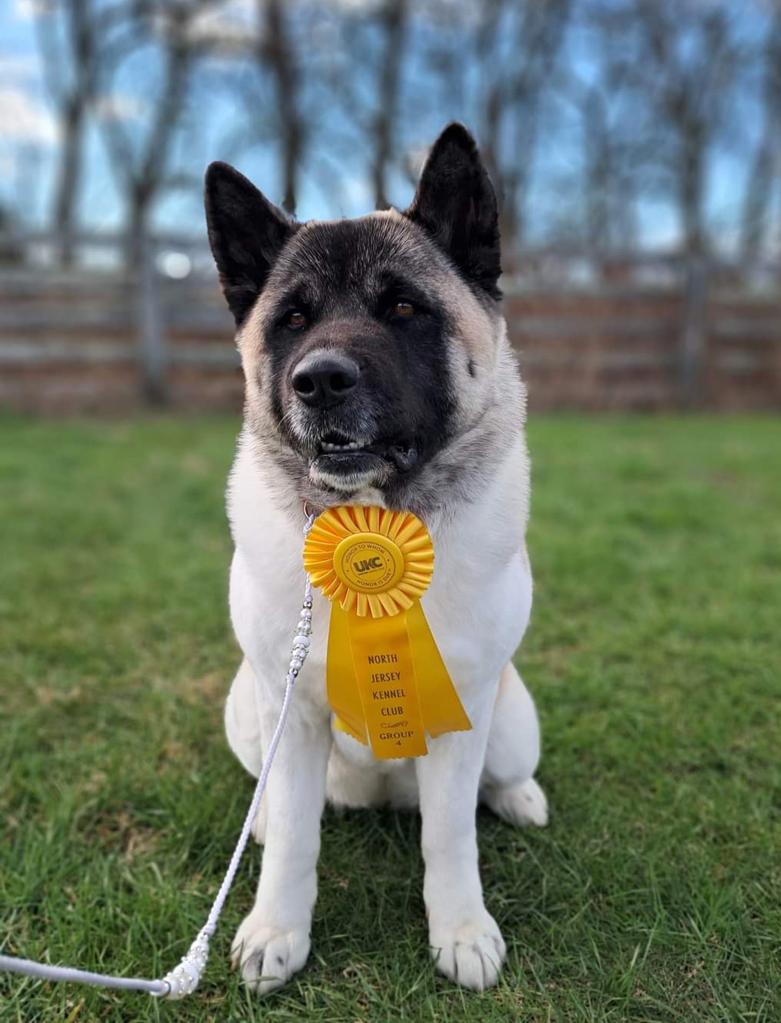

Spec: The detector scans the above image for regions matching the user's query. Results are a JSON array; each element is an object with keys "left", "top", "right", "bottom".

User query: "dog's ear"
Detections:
[
  {"left": 405, "top": 123, "right": 501, "bottom": 299},
  {"left": 204, "top": 162, "right": 296, "bottom": 326}
]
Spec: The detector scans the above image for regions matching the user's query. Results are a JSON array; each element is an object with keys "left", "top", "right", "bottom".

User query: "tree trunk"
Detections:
[
  {"left": 740, "top": 12, "right": 781, "bottom": 268},
  {"left": 125, "top": 184, "right": 152, "bottom": 269},
  {"left": 371, "top": 0, "right": 407, "bottom": 210},
  {"left": 53, "top": 98, "right": 85, "bottom": 266},
  {"left": 680, "top": 126, "right": 705, "bottom": 259},
  {"left": 584, "top": 89, "right": 610, "bottom": 264},
  {"left": 39, "top": 0, "right": 95, "bottom": 266},
  {"left": 741, "top": 134, "right": 775, "bottom": 268},
  {"left": 263, "top": 0, "right": 302, "bottom": 215},
  {"left": 125, "top": 186, "right": 167, "bottom": 405}
]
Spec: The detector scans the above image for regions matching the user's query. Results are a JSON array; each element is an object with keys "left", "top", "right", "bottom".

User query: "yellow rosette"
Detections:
[{"left": 303, "top": 505, "right": 471, "bottom": 759}]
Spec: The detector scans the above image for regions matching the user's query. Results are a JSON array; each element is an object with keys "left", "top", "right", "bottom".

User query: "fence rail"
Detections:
[{"left": 0, "top": 234, "right": 779, "bottom": 413}]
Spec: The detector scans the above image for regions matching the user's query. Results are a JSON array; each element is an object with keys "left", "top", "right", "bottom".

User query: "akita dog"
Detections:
[{"left": 205, "top": 123, "right": 547, "bottom": 994}]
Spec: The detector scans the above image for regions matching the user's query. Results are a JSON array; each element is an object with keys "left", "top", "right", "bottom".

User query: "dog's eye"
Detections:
[
  {"left": 286, "top": 310, "right": 307, "bottom": 330},
  {"left": 392, "top": 301, "right": 415, "bottom": 319}
]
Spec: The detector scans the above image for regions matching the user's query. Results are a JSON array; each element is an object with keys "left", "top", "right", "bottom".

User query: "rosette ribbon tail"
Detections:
[
  {"left": 404, "top": 601, "right": 472, "bottom": 740},
  {"left": 304, "top": 505, "right": 472, "bottom": 759},
  {"left": 327, "top": 599, "right": 471, "bottom": 759}
]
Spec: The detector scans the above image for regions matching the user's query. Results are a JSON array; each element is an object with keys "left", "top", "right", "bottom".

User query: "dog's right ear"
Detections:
[{"left": 204, "top": 162, "right": 296, "bottom": 326}]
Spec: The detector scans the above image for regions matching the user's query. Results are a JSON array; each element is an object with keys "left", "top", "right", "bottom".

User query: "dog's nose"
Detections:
[{"left": 291, "top": 351, "right": 360, "bottom": 408}]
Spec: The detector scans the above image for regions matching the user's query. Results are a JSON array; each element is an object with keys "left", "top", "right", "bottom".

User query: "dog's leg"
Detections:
[
  {"left": 326, "top": 731, "right": 386, "bottom": 809},
  {"left": 231, "top": 682, "right": 331, "bottom": 995},
  {"left": 416, "top": 694, "right": 506, "bottom": 991},
  {"left": 481, "top": 662, "right": 548, "bottom": 827},
  {"left": 224, "top": 658, "right": 268, "bottom": 843},
  {"left": 224, "top": 658, "right": 263, "bottom": 776},
  {"left": 325, "top": 730, "right": 419, "bottom": 811}
]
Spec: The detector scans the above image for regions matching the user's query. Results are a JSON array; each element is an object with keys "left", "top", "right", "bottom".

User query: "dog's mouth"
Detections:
[{"left": 312, "top": 431, "right": 419, "bottom": 475}]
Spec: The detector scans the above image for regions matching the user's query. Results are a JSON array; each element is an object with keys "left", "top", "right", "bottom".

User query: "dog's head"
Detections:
[{"left": 206, "top": 123, "right": 517, "bottom": 511}]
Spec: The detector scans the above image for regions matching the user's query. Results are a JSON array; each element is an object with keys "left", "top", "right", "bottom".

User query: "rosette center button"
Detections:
[{"left": 333, "top": 533, "right": 405, "bottom": 594}]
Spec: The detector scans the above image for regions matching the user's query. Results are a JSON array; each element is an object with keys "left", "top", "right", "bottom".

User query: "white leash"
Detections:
[{"left": 0, "top": 515, "right": 316, "bottom": 1001}]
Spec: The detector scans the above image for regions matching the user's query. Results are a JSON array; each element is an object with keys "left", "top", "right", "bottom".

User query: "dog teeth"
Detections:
[{"left": 321, "top": 441, "right": 361, "bottom": 452}]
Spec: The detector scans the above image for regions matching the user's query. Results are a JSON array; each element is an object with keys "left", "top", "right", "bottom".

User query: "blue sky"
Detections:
[{"left": 0, "top": 0, "right": 773, "bottom": 254}]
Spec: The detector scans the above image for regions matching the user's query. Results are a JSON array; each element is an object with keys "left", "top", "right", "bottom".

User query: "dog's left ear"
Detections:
[
  {"left": 405, "top": 123, "right": 501, "bottom": 299},
  {"left": 204, "top": 161, "right": 296, "bottom": 326}
]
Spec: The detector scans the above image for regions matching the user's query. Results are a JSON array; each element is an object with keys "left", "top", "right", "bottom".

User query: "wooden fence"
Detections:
[
  {"left": 0, "top": 235, "right": 779, "bottom": 414},
  {"left": 504, "top": 281, "right": 781, "bottom": 410}
]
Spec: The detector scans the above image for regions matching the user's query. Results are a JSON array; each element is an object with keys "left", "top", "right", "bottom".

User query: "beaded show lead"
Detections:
[
  {"left": 1, "top": 504, "right": 469, "bottom": 999},
  {"left": 0, "top": 515, "right": 316, "bottom": 1000}
]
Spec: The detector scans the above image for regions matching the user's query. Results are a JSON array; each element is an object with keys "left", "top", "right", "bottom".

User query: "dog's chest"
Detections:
[{"left": 228, "top": 472, "right": 531, "bottom": 711}]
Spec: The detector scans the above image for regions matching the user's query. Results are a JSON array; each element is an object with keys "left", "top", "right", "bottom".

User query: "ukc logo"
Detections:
[
  {"left": 354, "top": 556, "right": 383, "bottom": 574},
  {"left": 334, "top": 534, "right": 405, "bottom": 594}
]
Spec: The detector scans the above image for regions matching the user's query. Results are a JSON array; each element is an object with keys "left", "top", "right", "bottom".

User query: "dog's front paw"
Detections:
[
  {"left": 231, "top": 912, "right": 310, "bottom": 995},
  {"left": 429, "top": 912, "right": 506, "bottom": 991}
]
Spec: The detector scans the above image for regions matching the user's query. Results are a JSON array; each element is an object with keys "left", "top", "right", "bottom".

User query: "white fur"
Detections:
[{"left": 223, "top": 419, "right": 546, "bottom": 993}]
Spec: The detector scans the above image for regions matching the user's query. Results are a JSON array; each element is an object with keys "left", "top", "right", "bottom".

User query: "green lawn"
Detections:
[{"left": 1, "top": 415, "right": 779, "bottom": 1023}]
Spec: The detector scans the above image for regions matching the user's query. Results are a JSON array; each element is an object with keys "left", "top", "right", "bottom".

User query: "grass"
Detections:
[{"left": 0, "top": 413, "right": 779, "bottom": 1023}]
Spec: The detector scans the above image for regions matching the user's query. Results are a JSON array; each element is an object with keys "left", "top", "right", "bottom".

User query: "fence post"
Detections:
[
  {"left": 136, "top": 234, "right": 168, "bottom": 404},
  {"left": 679, "top": 255, "right": 708, "bottom": 407}
]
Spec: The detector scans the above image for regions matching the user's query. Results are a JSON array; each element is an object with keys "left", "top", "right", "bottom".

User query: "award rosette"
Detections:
[{"left": 303, "top": 505, "right": 471, "bottom": 759}]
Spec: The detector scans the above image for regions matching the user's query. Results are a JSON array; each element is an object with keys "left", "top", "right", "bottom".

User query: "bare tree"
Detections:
[
  {"left": 256, "top": 0, "right": 416, "bottom": 214},
  {"left": 99, "top": 0, "right": 215, "bottom": 266},
  {"left": 581, "top": 84, "right": 613, "bottom": 259},
  {"left": 370, "top": 0, "right": 409, "bottom": 209},
  {"left": 35, "top": 0, "right": 100, "bottom": 263},
  {"left": 624, "top": 0, "right": 740, "bottom": 259},
  {"left": 556, "top": 9, "right": 644, "bottom": 265},
  {"left": 472, "top": 0, "right": 571, "bottom": 253},
  {"left": 257, "top": 0, "right": 304, "bottom": 214},
  {"left": 473, "top": 0, "right": 504, "bottom": 195},
  {"left": 740, "top": 4, "right": 781, "bottom": 268}
]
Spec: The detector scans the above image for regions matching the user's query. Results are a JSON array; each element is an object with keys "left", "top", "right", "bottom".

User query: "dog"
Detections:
[{"left": 205, "top": 123, "right": 547, "bottom": 994}]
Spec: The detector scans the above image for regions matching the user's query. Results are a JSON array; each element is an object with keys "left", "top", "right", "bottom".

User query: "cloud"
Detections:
[
  {"left": 13, "top": 0, "right": 47, "bottom": 19},
  {"left": 93, "top": 93, "right": 147, "bottom": 123},
  {"left": 327, "top": 0, "right": 384, "bottom": 10},
  {"left": 0, "top": 53, "right": 41, "bottom": 82},
  {"left": 186, "top": 0, "right": 256, "bottom": 46},
  {"left": 0, "top": 86, "right": 57, "bottom": 145}
]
